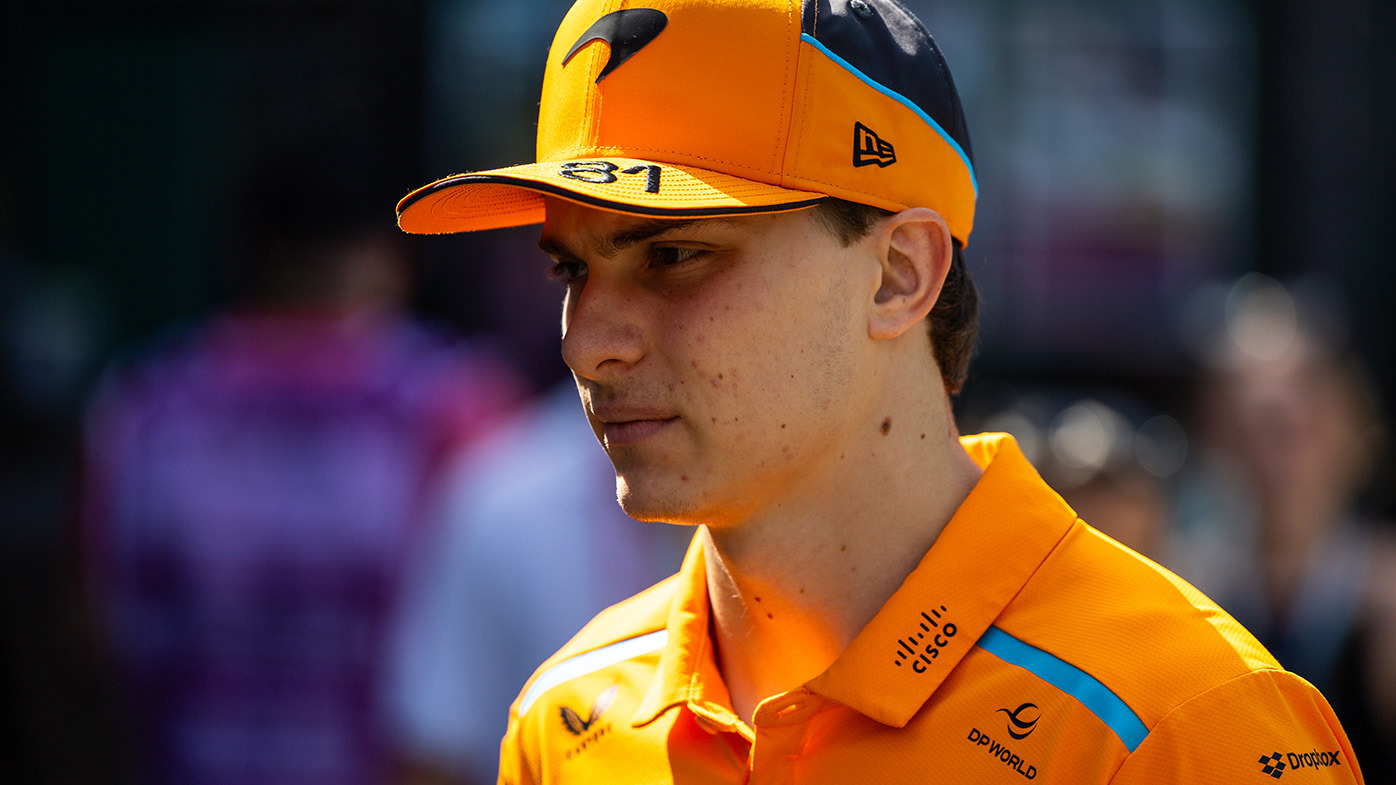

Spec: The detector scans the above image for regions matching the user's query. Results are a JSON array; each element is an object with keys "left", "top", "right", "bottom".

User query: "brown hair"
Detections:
[{"left": 811, "top": 198, "right": 979, "bottom": 395}]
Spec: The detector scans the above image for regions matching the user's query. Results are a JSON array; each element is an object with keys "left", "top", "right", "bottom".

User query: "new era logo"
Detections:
[
  {"left": 1259, "top": 752, "right": 1287, "bottom": 778},
  {"left": 854, "top": 122, "right": 897, "bottom": 168}
]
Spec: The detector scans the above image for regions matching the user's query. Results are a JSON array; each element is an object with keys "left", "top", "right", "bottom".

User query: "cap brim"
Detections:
[{"left": 396, "top": 158, "right": 830, "bottom": 235}]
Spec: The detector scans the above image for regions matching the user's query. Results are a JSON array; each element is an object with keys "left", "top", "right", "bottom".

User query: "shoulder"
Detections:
[
  {"left": 1110, "top": 668, "right": 1359, "bottom": 783},
  {"left": 498, "top": 575, "right": 679, "bottom": 785},
  {"left": 510, "top": 573, "right": 678, "bottom": 722},
  {"left": 82, "top": 318, "right": 223, "bottom": 445},
  {"left": 998, "top": 519, "right": 1277, "bottom": 716},
  {"left": 995, "top": 520, "right": 1361, "bottom": 781},
  {"left": 90, "top": 319, "right": 209, "bottom": 394}
]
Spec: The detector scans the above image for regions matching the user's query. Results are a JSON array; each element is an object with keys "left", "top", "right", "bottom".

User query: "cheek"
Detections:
[
  {"left": 802, "top": 272, "right": 862, "bottom": 409},
  {"left": 666, "top": 307, "right": 768, "bottom": 415},
  {"left": 669, "top": 273, "right": 859, "bottom": 425}
]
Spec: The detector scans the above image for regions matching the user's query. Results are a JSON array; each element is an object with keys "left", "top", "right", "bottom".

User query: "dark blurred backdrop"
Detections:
[{"left": 1, "top": 0, "right": 1392, "bottom": 783}]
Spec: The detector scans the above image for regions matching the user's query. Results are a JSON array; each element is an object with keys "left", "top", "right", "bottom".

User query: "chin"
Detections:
[
  {"left": 616, "top": 486, "right": 695, "bottom": 525},
  {"left": 615, "top": 474, "right": 752, "bottom": 528},
  {"left": 615, "top": 475, "right": 707, "bottom": 526}
]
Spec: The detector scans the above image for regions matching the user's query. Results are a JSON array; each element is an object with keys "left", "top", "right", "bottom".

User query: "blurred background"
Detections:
[{"left": 1, "top": 0, "right": 1393, "bottom": 783}]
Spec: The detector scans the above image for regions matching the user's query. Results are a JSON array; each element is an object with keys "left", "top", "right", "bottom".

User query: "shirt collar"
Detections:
[
  {"left": 632, "top": 537, "right": 744, "bottom": 732},
  {"left": 633, "top": 433, "right": 1078, "bottom": 730}
]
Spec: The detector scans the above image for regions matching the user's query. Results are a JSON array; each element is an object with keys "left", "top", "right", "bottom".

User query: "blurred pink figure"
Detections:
[{"left": 79, "top": 145, "right": 525, "bottom": 785}]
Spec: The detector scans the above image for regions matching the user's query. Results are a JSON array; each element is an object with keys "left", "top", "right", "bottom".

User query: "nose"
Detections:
[{"left": 560, "top": 273, "right": 648, "bottom": 382}]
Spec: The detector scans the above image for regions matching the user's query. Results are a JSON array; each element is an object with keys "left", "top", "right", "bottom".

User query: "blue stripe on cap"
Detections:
[
  {"left": 517, "top": 630, "right": 668, "bottom": 716},
  {"left": 800, "top": 33, "right": 978, "bottom": 196},
  {"left": 976, "top": 626, "right": 1149, "bottom": 752}
]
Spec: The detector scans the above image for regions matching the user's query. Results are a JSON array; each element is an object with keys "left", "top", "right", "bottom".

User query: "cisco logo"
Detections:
[{"left": 892, "top": 606, "right": 958, "bottom": 673}]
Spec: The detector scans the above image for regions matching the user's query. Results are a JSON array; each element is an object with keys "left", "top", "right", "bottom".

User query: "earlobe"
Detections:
[{"left": 869, "top": 208, "right": 953, "bottom": 340}]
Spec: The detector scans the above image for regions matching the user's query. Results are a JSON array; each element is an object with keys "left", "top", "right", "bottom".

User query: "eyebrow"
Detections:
[{"left": 538, "top": 216, "right": 733, "bottom": 259}]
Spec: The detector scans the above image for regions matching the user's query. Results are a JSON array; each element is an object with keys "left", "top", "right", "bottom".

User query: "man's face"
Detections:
[{"left": 540, "top": 198, "right": 881, "bottom": 527}]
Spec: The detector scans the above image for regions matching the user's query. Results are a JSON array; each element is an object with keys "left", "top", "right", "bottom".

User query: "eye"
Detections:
[
  {"left": 546, "top": 258, "right": 587, "bottom": 285},
  {"left": 649, "top": 246, "right": 705, "bottom": 268}
]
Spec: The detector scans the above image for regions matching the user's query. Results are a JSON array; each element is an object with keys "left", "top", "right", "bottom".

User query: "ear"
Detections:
[{"left": 868, "top": 208, "right": 954, "bottom": 341}]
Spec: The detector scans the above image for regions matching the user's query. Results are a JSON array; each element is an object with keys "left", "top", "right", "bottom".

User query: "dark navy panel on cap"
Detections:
[{"left": 801, "top": 0, "right": 973, "bottom": 163}]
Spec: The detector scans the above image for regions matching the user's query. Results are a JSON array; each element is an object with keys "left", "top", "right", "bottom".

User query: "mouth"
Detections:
[{"left": 598, "top": 415, "right": 679, "bottom": 447}]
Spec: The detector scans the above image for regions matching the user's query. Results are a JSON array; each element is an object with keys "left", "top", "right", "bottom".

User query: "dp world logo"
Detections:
[
  {"left": 997, "top": 702, "right": 1041, "bottom": 740},
  {"left": 1259, "top": 752, "right": 1287, "bottom": 778}
]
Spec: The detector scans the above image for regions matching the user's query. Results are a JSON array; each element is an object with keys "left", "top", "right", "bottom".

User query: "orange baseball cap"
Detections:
[{"left": 396, "top": 0, "right": 978, "bottom": 246}]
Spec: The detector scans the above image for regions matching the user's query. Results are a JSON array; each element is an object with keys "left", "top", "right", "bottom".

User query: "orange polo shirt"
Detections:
[{"left": 498, "top": 433, "right": 1362, "bottom": 784}]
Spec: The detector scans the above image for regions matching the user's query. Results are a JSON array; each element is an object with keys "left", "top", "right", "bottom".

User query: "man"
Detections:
[{"left": 395, "top": 0, "right": 1363, "bottom": 782}]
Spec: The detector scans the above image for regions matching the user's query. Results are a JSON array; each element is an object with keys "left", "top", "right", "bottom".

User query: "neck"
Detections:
[{"left": 702, "top": 379, "right": 982, "bottom": 724}]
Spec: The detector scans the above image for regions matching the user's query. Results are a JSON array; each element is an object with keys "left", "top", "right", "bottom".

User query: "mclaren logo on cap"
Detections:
[
  {"left": 854, "top": 122, "right": 897, "bottom": 168},
  {"left": 563, "top": 8, "right": 668, "bottom": 83}
]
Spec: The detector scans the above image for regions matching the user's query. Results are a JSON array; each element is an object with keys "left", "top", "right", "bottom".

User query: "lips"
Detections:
[
  {"left": 590, "top": 406, "right": 679, "bottom": 447},
  {"left": 601, "top": 417, "right": 678, "bottom": 446}
]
